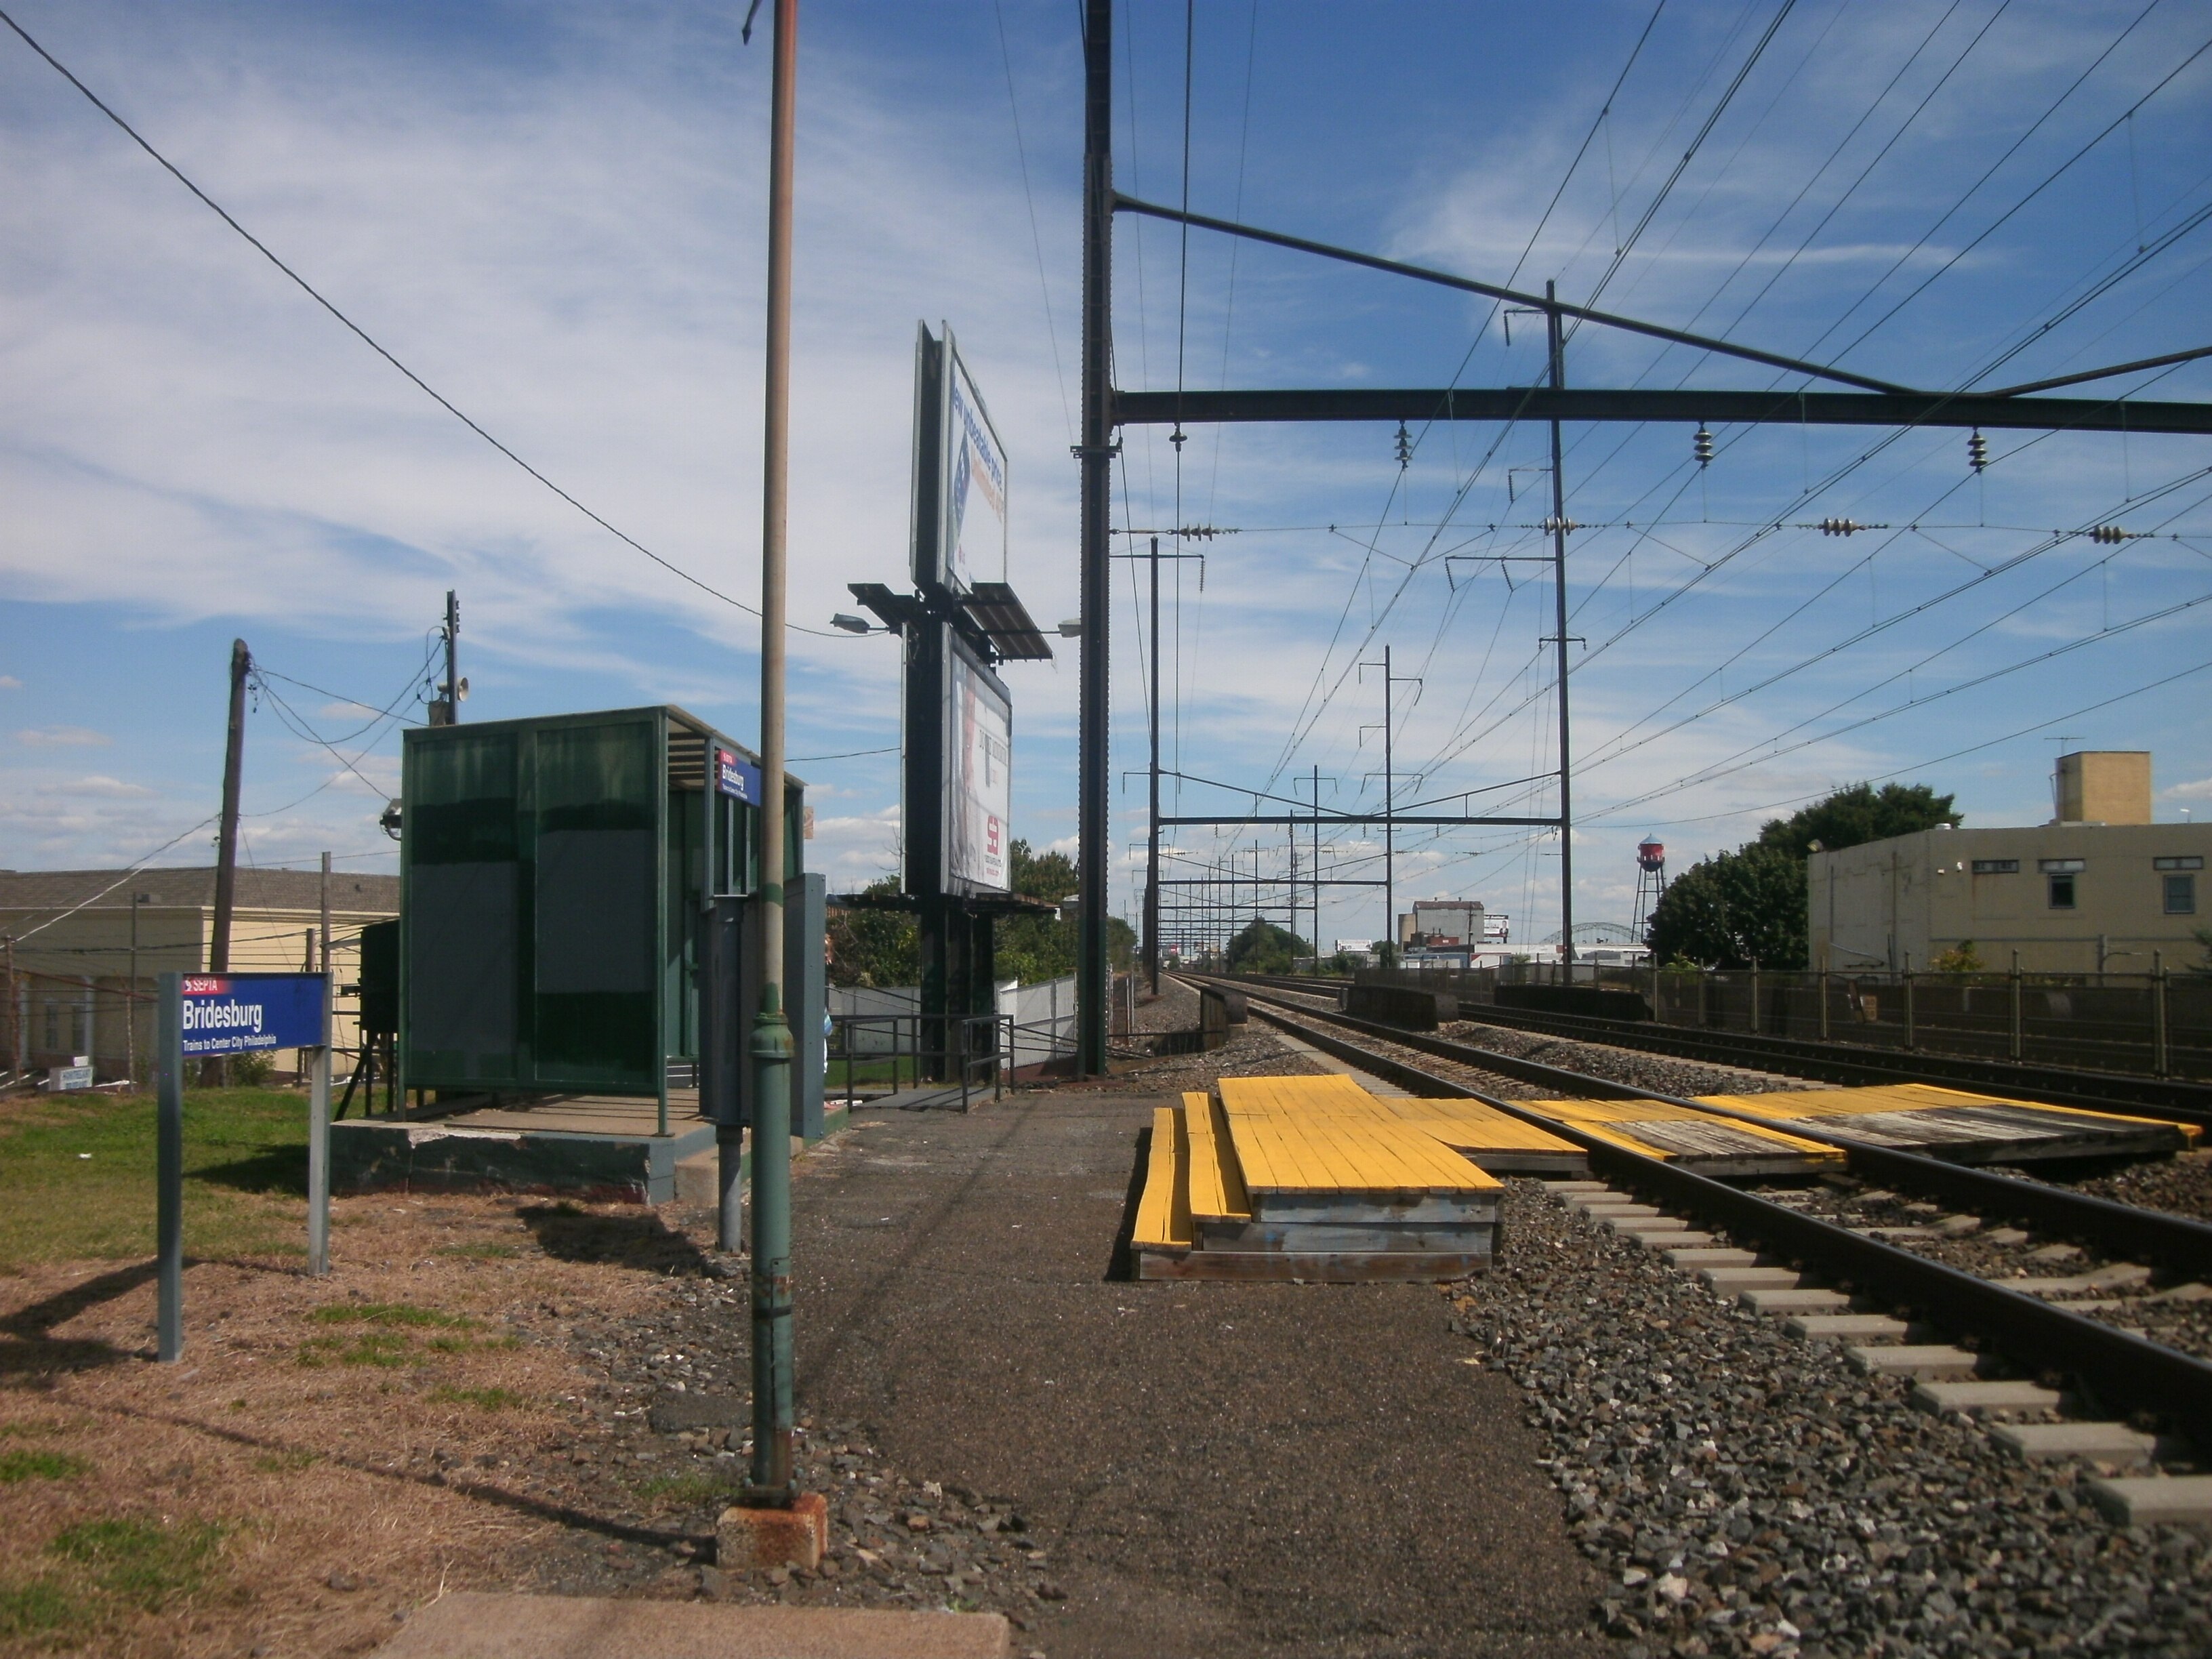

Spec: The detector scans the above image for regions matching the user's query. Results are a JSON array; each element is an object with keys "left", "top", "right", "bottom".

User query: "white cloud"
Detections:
[
  {"left": 16, "top": 725, "right": 111, "bottom": 747},
  {"left": 0, "top": 675, "right": 20, "bottom": 689},
  {"left": 37, "top": 775, "right": 157, "bottom": 798}
]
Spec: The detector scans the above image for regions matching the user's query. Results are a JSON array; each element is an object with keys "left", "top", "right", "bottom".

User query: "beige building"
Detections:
[
  {"left": 1807, "top": 752, "right": 2209, "bottom": 975},
  {"left": 1, "top": 866, "right": 397, "bottom": 1085}
]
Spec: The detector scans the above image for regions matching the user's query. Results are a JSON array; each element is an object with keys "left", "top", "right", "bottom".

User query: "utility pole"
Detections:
[
  {"left": 127, "top": 890, "right": 144, "bottom": 1085},
  {"left": 1546, "top": 282, "right": 1576, "bottom": 969},
  {"left": 1146, "top": 536, "right": 1161, "bottom": 995},
  {"left": 1076, "top": 0, "right": 1113, "bottom": 1074},
  {"left": 744, "top": 0, "right": 800, "bottom": 1514},
  {"left": 210, "top": 639, "right": 249, "bottom": 975},
  {"left": 430, "top": 590, "right": 462, "bottom": 726}
]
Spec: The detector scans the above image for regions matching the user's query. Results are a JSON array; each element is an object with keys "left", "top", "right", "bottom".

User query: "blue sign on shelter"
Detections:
[{"left": 180, "top": 975, "right": 326, "bottom": 1057}]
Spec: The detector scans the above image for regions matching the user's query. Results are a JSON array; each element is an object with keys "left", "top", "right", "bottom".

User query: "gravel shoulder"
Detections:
[{"left": 1458, "top": 1181, "right": 2212, "bottom": 1659}]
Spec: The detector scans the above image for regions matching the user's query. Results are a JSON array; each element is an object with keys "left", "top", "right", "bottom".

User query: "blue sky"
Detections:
[{"left": 2, "top": 1, "right": 2208, "bottom": 953}]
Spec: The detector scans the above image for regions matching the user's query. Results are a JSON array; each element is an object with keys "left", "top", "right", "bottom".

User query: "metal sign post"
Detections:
[{"left": 157, "top": 970, "right": 330, "bottom": 1359}]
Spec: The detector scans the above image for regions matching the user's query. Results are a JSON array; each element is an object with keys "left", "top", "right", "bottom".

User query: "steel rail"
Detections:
[
  {"left": 1454, "top": 997, "right": 2212, "bottom": 1128},
  {"left": 1193, "top": 975, "right": 2212, "bottom": 1277},
  {"left": 1218, "top": 970, "right": 2212, "bottom": 1126},
  {"left": 1205, "top": 983, "right": 2212, "bottom": 1437}
]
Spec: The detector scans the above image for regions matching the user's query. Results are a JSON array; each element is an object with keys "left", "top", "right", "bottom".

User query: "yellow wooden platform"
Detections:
[
  {"left": 1692, "top": 1082, "right": 2196, "bottom": 1162},
  {"left": 1216, "top": 1076, "right": 1501, "bottom": 1197},
  {"left": 1182, "top": 1090, "right": 1253, "bottom": 1221},
  {"left": 1513, "top": 1095, "right": 1843, "bottom": 1173},
  {"left": 1379, "top": 1097, "right": 1588, "bottom": 1174},
  {"left": 1131, "top": 1105, "right": 1194, "bottom": 1251}
]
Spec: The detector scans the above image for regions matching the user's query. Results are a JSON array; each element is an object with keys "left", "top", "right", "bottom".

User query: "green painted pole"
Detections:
[
  {"left": 156, "top": 972, "right": 183, "bottom": 1361},
  {"left": 746, "top": 0, "right": 799, "bottom": 1509}
]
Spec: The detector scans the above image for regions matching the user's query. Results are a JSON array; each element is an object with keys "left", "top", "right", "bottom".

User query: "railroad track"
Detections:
[
  {"left": 1219, "top": 970, "right": 2212, "bottom": 1127},
  {"left": 1183, "top": 972, "right": 2212, "bottom": 1488}
]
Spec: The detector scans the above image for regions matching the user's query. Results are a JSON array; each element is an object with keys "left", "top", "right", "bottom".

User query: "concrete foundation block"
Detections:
[{"left": 718, "top": 1491, "right": 830, "bottom": 1574}]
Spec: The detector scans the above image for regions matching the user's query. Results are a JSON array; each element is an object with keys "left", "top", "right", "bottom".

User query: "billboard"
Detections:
[
  {"left": 912, "top": 323, "right": 1008, "bottom": 596},
  {"left": 944, "top": 642, "right": 1012, "bottom": 894},
  {"left": 941, "top": 336, "right": 1008, "bottom": 594}
]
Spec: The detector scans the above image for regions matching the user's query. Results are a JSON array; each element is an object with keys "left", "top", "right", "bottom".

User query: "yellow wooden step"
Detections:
[
  {"left": 1131, "top": 1104, "right": 1193, "bottom": 1250},
  {"left": 1183, "top": 1091, "right": 1252, "bottom": 1221},
  {"left": 1217, "top": 1076, "right": 1501, "bottom": 1195}
]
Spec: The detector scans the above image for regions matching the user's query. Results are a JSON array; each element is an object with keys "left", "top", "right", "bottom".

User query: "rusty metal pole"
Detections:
[{"left": 746, "top": 0, "right": 800, "bottom": 1510}]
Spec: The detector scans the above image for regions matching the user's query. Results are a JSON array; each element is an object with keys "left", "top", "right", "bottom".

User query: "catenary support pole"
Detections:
[
  {"left": 1147, "top": 536, "right": 1161, "bottom": 995},
  {"left": 157, "top": 972, "right": 182, "bottom": 1361},
  {"left": 1076, "top": 0, "right": 1113, "bottom": 1075},
  {"left": 308, "top": 853, "right": 331, "bottom": 1275},
  {"left": 1546, "top": 286, "right": 1574, "bottom": 969},
  {"left": 747, "top": 0, "right": 799, "bottom": 1509}
]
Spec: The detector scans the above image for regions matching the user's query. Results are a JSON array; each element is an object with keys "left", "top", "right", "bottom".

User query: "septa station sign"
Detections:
[
  {"left": 715, "top": 747, "right": 763, "bottom": 805},
  {"left": 180, "top": 975, "right": 326, "bottom": 1057}
]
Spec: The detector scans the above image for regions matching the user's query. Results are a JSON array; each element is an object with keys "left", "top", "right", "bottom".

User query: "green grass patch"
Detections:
[
  {"left": 634, "top": 1468, "right": 732, "bottom": 1507},
  {"left": 311, "top": 1301, "right": 473, "bottom": 1329},
  {"left": 427, "top": 1385, "right": 525, "bottom": 1410},
  {"left": 0, "top": 1450, "right": 91, "bottom": 1484},
  {"left": 436, "top": 1240, "right": 520, "bottom": 1259},
  {"left": 296, "top": 1332, "right": 413, "bottom": 1370},
  {"left": 0, "top": 1087, "right": 310, "bottom": 1271},
  {"left": 0, "top": 1578, "right": 80, "bottom": 1639},
  {"left": 48, "top": 1516, "right": 224, "bottom": 1612},
  {"left": 249, "top": 1449, "right": 321, "bottom": 1474}
]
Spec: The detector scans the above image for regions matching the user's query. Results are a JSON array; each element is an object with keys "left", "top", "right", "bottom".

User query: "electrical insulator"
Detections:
[
  {"left": 1541, "top": 516, "right": 1580, "bottom": 535},
  {"left": 1693, "top": 425, "right": 1714, "bottom": 468},
  {"left": 1968, "top": 429, "right": 1988, "bottom": 473},
  {"left": 1394, "top": 422, "right": 1412, "bottom": 471},
  {"left": 1819, "top": 518, "right": 1864, "bottom": 536},
  {"left": 2090, "top": 524, "right": 2131, "bottom": 544}
]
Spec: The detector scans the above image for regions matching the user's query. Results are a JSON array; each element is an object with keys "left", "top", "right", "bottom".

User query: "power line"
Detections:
[{"left": 0, "top": 6, "right": 852, "bottom": 640}]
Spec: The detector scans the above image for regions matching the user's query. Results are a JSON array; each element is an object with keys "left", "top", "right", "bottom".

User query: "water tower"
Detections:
[{"left": 1634, "top": 838, "right": 1667, "bottom": 939}]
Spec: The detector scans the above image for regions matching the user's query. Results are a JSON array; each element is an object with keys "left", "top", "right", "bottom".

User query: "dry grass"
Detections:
[{"left": 0, "top": 1189, "right": 708, "bottom": 1658}]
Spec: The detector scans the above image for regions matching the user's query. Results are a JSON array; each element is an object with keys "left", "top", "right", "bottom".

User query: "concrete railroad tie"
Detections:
[
  {"left": 1848, "top": 1344, "right": 1984, "bottom": 1380},
  {"left": 1990, "top": 1421, "right": 2158, "bottom": 1468},
  {"left": 2085, "top": 1474, "right": 2212, "bottom": 1525},
  {"left": 1910, "top": 1379, "right": 2066, "bottom": 1417}
]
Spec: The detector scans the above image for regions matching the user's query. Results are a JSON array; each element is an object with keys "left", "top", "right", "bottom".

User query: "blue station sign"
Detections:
[
  {"left": 180, "top": 974, "right": 327, "bottom": 1057},
  {"left": 715, "top": 747, "right": 763, "bottom": 805}
]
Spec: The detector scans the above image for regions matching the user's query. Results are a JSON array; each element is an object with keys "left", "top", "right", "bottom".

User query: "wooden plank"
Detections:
[
  {"left": 1697, "top": 1084, "right": 2196, "bottom": 1162},
  {"left": 1218, "top": 1076, "right": 1500, "bottom": 1195},
  {"left": 1134, "top": 1248, "right": 1494, "bottom": 1283},
  {"left": 1130, "top": 1105, "right": 1193, "bottom": 1250},
  {"left": 1182, "top": 1091, "right": 1252, "bottom": 1221}
]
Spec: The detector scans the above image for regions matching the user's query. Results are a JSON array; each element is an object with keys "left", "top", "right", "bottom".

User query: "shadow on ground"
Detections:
[{"left": 517, "top": 1204, "right": 711, "bottom": 1275}]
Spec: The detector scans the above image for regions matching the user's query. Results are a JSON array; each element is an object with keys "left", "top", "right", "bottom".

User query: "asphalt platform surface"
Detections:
[{"left": 792, "top": 1090, "right": 1611, "bottom": 1659}]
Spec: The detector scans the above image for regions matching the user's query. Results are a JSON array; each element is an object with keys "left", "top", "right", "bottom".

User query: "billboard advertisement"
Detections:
[
  {"left": 944, "top": 643, "right": 1012, "bottom": 894},
  {"left": 939, "top": 333, "right": 1007, "bottom": 595}
]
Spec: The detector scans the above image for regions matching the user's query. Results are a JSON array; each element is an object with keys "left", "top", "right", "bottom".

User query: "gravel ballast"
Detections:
[{"left": 1454, "top": 1182, "right": 2212, "bottom": 1658}]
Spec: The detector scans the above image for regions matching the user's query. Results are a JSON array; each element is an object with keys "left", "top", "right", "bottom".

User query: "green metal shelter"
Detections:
[{"left": 398, "top": 705, "right": 804, "bottom": 1115}]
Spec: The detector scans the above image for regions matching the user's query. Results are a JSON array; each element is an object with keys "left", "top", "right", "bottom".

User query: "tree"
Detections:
[
  {"left": 1225, "top": 918, "right": 1309, "bottom": 975},
  {"left": 1755, "top": 782, "right": 1961, "bottom": 858},
  {"left": 994, "top": 839, "right": 1135, "bottom": 983},
  {"left": 1646, "top": 843, "right": 1807, "bottom": 969},
  {"left": 1647, "top": 782, "right": 1965, "bottom": 970},
  {"left": 826, "top": 878, "right": 918, "bottom": 989}
]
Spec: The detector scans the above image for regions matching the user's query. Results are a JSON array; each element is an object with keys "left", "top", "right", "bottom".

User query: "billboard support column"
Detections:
[{"left": 1076, "top": 0, "right": 1113, "bottom": 1076}]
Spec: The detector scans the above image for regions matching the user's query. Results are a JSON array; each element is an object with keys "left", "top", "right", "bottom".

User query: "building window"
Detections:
[
  {"left": 2167, "top": 874, "right": 2198, "bottom": 916},
  {"left": 2048, "top": 873, "right": 2076, "bottom": 909},
  {"left": 1970, "top": 858, "right": 2020, "bottom": 874},
  {"left": 2154, "top": 855, "right": 2204, "bottom": 871},
  {"left": 43, "top": 1002, "right": 60, "bottom": 1052}
]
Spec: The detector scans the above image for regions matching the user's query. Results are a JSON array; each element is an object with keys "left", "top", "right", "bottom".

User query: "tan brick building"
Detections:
[{"left": 1, "top": 866, "right": 397, "bottom": 1085}]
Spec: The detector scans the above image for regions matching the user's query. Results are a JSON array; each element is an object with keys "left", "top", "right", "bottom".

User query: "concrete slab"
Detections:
[
  {"left": 1912, "top": 1379, "right": 2064, "bottom": 1416},
  {"left": 1786, "top": 1313, "right": 1909, "bottom": 1343},
  {"left": 1698, "top": 1266, "right": 1804, "bottom": 1291},
  {"left": 1849, "top": 1343, "right": 1982, "bottom": 1380},
  {"left": 1740, "top": 1287, "right": 1851, "bottom": 1315},
  {"left": 2085, "top": 1475, "right": 2212, "bottom": 1527},
  {"left": 371, "top": 1593, "right": 1012, "bottom": 1659},
  {"left": 1663, "top": 1247, "right": 1761, "bottom": 1268},
  {"left": 1989, "top": 1421, "right": 2158, "bottom": 1467},
  {"left": 1625, "top": 1230, "right": 1717, "bottom": 1251}
]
